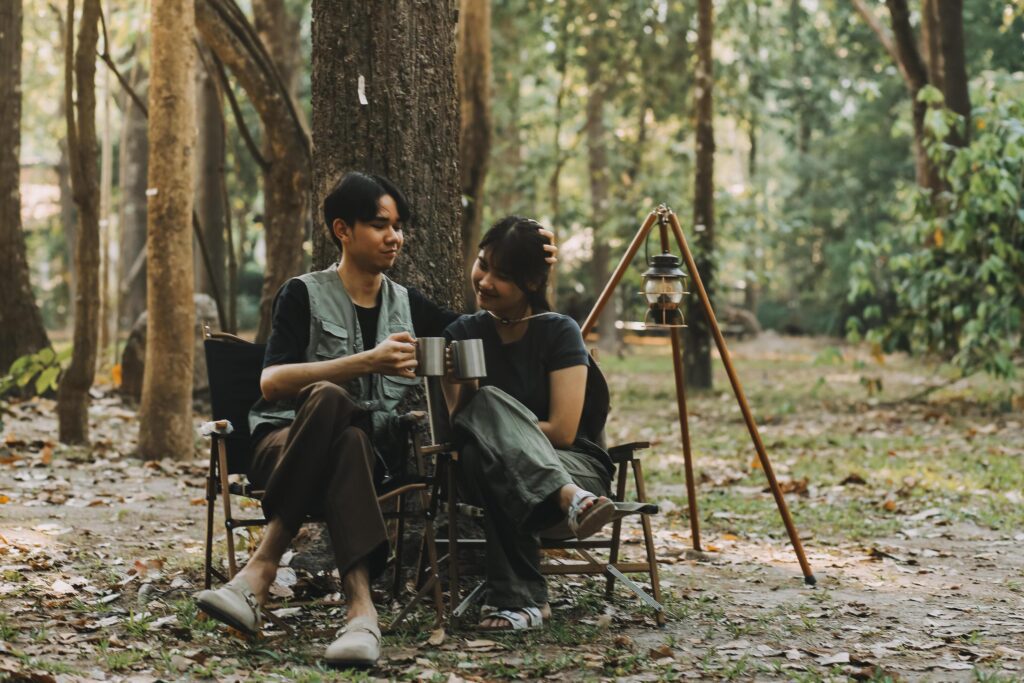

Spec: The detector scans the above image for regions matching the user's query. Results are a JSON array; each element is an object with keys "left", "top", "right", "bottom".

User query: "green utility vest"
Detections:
[{"left": 248, "top": 266, "right": 419, "bottom": 450}]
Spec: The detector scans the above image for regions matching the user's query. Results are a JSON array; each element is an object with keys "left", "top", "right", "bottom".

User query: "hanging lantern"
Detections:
[{"left": 641, "top": 253, "right": 687, "bottom": 328}]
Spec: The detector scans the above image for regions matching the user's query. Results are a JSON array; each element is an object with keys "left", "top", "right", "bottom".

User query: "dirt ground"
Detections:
[{"left": 1, "top": 334, "right": 1022, "bottom": 682}]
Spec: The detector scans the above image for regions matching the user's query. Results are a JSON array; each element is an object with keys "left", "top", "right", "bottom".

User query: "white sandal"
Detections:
[
  {"left": 478, "top": 606, "right": 544, "bottom": 631},
  {"left": 567, "top": 490, "right": 615, "bottom": 540},
  {"left": 324, "top": 615, "right": 381, "bottom": 667},
  {"left": 194, "top": 577, "right": 262, "bottom": 636}
]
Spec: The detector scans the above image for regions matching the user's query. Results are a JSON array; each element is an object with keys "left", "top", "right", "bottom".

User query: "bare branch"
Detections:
[{"left": 850, "top": 0, "right": 899, "bottom": 65}]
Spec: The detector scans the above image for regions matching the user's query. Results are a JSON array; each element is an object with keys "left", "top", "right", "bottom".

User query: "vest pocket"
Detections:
[
  {"left": 315, "top": 318, "right": 349, "bottom": 359},
  {"left": 381, "top": 373, "right": 419, "bottom": 399}
]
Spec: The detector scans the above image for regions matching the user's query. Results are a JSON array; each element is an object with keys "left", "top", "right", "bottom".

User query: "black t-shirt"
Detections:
[
  {"left": 253, "top": 278, "right": 458, "bottom": 443},
  {"left": 444, "top": 311, "right": 608, "bottom": 444}
]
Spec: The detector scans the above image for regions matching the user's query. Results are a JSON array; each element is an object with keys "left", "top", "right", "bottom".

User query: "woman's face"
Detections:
[{"left": 471, "top": 248, "right": 528, "bottom": 315}]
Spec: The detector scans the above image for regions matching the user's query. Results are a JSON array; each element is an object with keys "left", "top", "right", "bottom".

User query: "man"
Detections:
[{"left": 195, "top": 172, "right": 554, "bottom": 666}]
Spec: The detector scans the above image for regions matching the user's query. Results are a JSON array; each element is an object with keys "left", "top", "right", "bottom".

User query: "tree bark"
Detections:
[
  {"left": 57, "top": 0, "right": 101, "bottom": 443},
  {"left": 118, "top": 64, "right": 148, "bottom": 330},
  {"left": 309, "top": 0, "right": 462, "bottom": 310},
  {"left": 920, "top": 0, "right": 944, "bottom": 93},
  {"left": 685, "top": 0, "right": 715, "bottom": 390},
  {"left": 584, "top": 58, "right": 618, "bottom": 354},
  {"left": 0, "top": 0, "right": 51, "bottom": 371},
  {"left": 138, "top": 0, "right": 196, "bottom": 461},
  {"left": 457, "top": 0, "right": 492, "bottom": 310},
  {"left": 194, "top": 45, "right": 227, "bottom": 303},
  {"left": 938, "top": 0, "right": 970, "bottom": 145},
  {"left": 195, "top": 0, "right": 310, "bottom": 343},
  {"left": 98, "top": 63, "right": 114, "bottom": 367},
  {"left": 252, "top": 0, "right": 304, "bottom": 129}
]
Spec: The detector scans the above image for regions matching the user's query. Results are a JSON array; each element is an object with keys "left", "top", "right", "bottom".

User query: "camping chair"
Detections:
[
  {"left": 199, "top": 330, "right": 444, "bottom": 627},
  {"left": 413, "top": 366, "right": 667, "bottom": 629}
]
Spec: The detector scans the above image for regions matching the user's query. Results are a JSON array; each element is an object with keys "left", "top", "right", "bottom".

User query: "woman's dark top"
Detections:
[{"left": 444, "top": 311, "right": 609, "bottom": 448}]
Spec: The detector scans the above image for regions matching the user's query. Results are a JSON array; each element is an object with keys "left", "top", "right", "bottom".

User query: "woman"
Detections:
[{"left": 444, "top": 216, "right": 615, "bottom": 631}]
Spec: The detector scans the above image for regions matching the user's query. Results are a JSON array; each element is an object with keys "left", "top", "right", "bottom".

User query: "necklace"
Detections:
[{"left": 485, "top": 309, "right": 556, "bottom": 326}]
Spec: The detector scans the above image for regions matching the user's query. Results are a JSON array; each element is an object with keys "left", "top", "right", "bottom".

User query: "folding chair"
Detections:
[
  {"left": 414, "top": 368, "right": 667, "bottom": 628},
  {"left": 199, "top": 330, "right": 444, "bottom": 626}
]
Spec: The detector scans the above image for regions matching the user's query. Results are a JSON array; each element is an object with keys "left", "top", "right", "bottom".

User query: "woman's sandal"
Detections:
[
  {"left": 567, "top": 489, "right": 615, "bottom": 540},
  {"left": 478, "top": 606, "right": 544, "bottom": 631}
]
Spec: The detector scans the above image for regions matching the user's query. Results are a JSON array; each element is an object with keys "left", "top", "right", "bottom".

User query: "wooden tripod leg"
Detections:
[
  {"left": 582, "top": 212, "right": 659, "bottom": 337},
  {"left": 670, "top": 327, "right": 702, "bottom": 551},
  {"left": 216, "top": 439, "right": 238, "bottom": 579},
  {"left": 446, "top": 454, "right": 461, "bottom": 624},
  {"left": 668, "top": 212, "right": 816, "bottom": 585}
]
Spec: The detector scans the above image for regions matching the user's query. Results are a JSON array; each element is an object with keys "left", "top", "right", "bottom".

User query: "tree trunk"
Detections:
[
  {"left": 195, "top": 0, "right": 310, "bottom": 343},
  {"left": 138, "top": 0, "right": 196, "bottom": 461},
  {"left": 584, "top": 59, "right": 618, "bottom": 354},
  {"left": 0, "top": 0, "right": 51, "bottom": 371},
  {"left": 920, "top": 0, "right": 944, "bottom": 92},
  {"left": 252, "top": 0, "right": 305, "bottom": 129},
  {"left": 684, "top": 0, "right": 715, "bottom": 391},
  {"left": 194, "top": 45, "right": 227, "bottom": 303},
  {"left": 310, "top": 0, "right": 462, "bottom": 310},
  {"left": 58, "top": 0, "right": 102, "bottom": 443},
  {"left": 457, "top": 0, "right": 492, "bottom": 310},
  {"left": 118, "top": 64, "right": 148, "bottom": 330},
  {"left": 938, "top": 0, "right": 970, "bottom": 145},
  {"left": 98, "top": 63, "right": 114, "bottom": 367},
  {"left": 885, "top": 0, "right": 942, "bottom": 192}
]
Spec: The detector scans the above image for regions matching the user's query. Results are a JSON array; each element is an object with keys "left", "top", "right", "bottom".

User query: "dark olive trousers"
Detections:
[
  {"left": 249, "top": 381, "right": 389, "bottom": 581},
  {"left": 454, "top": 386, "right": 611, "bottom": 609}
]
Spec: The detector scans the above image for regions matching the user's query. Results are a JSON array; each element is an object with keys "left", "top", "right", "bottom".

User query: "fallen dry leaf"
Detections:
[{"left": 428, "top": 627, "right": 446, "bottom": 646}]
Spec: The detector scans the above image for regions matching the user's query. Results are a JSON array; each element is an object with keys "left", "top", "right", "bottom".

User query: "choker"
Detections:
[{"left": 485, "top": 309, "right": 555, "bottom": 326}]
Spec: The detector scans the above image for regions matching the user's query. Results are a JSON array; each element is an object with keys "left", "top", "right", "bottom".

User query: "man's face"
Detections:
[{"left": 335, "top": 194, "right": 404, "bottom": 273}]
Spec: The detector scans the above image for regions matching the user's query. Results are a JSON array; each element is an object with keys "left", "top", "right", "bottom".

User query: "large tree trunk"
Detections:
[
  {"left": 309, "top": 0, "right": 462, "bottom": 309},
  {"left": 195, "top": 0, "right": 310, "bottom": 343},
  {"left": 252, "top": 0, "right": 304, "bottom": 128},
  {"left": 0, "top": 0, "right": 51, "bottom": 370},
  {"left": 138, "top": 0, "right": 196, "bottom": 461},
  {"left": 684, "top": 0, "right": 716, "bottom": 390},
  {"left": 584, "top": 59, "right": 618, "bottom": 354},
  {"left": 194, "top": 45, "right": 227, "bottom": 304},
  {"left": 457, "top": 0, "right": 492, "bottom": 310},
  {"left": 57, "top": 0, "right": 102, "bottom": 444},
  {"left": 118, "top": 65, "right": 148, "bottom": 330}
]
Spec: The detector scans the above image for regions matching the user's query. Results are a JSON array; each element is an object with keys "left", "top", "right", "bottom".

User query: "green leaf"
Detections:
[
  {"left": 35, "top": 366, "right": 60, "bottom": 394},
  {"left": 36, "top": 347, "right": 56, "bottom": 365}
]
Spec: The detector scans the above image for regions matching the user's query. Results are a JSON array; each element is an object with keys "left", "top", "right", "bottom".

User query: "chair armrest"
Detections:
[
  {"left": 608, "top": 441, "right": 650, "bottom": 463},
  {"left": 199, "top": 420, "right": 234, "bottom": 437}
]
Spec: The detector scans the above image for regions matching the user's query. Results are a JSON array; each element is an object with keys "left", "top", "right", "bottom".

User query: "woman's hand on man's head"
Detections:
[{"left": 538, "top": 228, "right": 558, "bottom": 264}]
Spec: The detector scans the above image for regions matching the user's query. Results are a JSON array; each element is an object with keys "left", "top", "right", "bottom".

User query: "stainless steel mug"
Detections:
[
  {"left": 450, "top": 338, "right": 487, "bottom": 380},
  {"left": 415, "top": 337, "right": 447, "bottom": 377}
]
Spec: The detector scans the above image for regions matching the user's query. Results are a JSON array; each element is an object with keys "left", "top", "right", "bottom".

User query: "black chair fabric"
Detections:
[{"left": 204, "top": 338, "right": 267, "bottom": 475}]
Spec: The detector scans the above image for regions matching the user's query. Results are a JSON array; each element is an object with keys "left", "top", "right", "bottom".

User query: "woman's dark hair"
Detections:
[
  {"left": 479, "top": 215, "right": 553, "bottom": 312},
  {"left": 322, "top": 172, "right": 411, "bottom": 253}
]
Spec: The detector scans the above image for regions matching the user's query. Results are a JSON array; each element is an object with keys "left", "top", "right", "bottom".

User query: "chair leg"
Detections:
[
  {"left": 605, "top": 460, "right": 630, "bottom": 599},
  {"left": 633, "top": 459, "right": 666, "bottom": 626},
  {"left": 445, "top": 454, "right": 461, "bottom": 627},
  {"left": 204, "top": 443, "right": 218, "bottom": 589},
  {"left": 392, "top": 496, "right": 406, "bottom": 600},
  {"left": 216, "top": 439, "right": 238, "bottom": 578}
]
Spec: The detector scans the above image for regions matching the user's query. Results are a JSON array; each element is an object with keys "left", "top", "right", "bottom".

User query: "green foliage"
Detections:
[
  {"left": 0, "top": 347, "right": 70, "bottom": 397},
  {"left": 849, "top": 75, "right": 1024, "bottom": 376}
]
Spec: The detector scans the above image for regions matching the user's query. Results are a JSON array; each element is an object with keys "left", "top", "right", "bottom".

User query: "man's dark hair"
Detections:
[
  {"left": 479, "top": 216, "right": 553, "bottom": 312},
  {"left": 322, "top": 172, "right": 412, "bottom": 253}
]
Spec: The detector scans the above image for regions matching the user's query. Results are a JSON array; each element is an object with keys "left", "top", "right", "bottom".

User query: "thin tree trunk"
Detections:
[
  {"left": 99, "top": 62, "right": 114, "bottom": 367},
  {"left": 194, "top": 44, "right": 227, "bottom": 304},
  {"left": 57, "top": 0, "right": 102, "bottom": 443},
  {"left": 584, "top": 59, "right": 618, "bottom": 354},
  {"left": 252, "top": 0, "right": 305, "bottom": 131},
  {"left": 0, "top": 0, "right": 51, "bottom": 370},
  {"left": 50, "top": 5, "right": 77, "bottom": 329},
  {"left": 117, "top": 64, "right": 148, "bottom": 330},
  {"left": 938, "top": 0, "right": 970, "bottom": 145},
  {"left": 138, "top": 0, "right": 196, "bottom": 461},
  {"left": 310, "top": 0, "right": 462, "bottom": 309},
  {"left": 920, "top": 0, "right": 944, "bottom": 92},
  {"left": 457, "top": 0, "right": 492, "bottom": 310},
  {"left": 195, "top": 0, "right": 310, "bottom": 343},
  {"left": 684, "top": 0, "right": 716, "bottom": 390}
]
